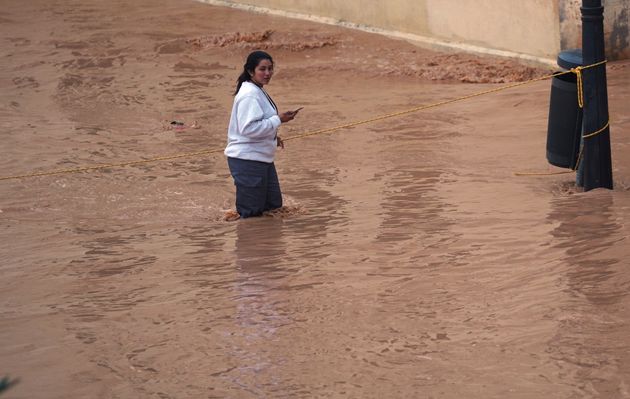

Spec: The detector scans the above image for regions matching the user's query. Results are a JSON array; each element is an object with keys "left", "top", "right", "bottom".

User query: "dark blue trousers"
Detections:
[{"left": 227, "top": 157, "right": 283, "bottom": 218}]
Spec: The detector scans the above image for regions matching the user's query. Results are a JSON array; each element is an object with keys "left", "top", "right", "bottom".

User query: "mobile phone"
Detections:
[{"left": 293, "top": 107, "right": 304, "bottom": 113}]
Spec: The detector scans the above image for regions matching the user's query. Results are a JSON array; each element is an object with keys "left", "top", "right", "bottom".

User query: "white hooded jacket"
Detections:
[{"left": 224, "top": 81, "right": 281, "bottom": 163}]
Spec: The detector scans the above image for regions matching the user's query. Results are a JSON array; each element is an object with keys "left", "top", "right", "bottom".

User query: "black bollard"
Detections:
[{"left": 581, "top": 0, "right": 613, "bottom": 190}]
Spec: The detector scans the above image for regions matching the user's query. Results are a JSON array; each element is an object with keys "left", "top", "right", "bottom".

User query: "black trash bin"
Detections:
[{"left": 546, "top": 49, "right": 583, "bottom": 169}]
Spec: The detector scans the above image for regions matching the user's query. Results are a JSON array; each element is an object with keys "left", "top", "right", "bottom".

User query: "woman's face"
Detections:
[{"left": 250, "top": 59, "right": 274, "bottom": 87}]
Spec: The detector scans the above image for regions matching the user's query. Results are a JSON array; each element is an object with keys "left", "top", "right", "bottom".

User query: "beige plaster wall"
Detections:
[
  {"left": 425, "top": 0, "right": 560, "bottom": 59},
  {"left": 219, "top": 0, "right": 430, "bottom": 35},
  {"left": 200, "top": 0, "right": 629, "bottom": 63}
]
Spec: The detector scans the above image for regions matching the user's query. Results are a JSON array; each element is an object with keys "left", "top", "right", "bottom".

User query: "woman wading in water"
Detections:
[{"left": 224, "top": 51, "right": 301, "bottom": 220}]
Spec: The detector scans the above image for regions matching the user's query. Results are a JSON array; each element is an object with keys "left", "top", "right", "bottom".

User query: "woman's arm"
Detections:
[{"left": 236, "top": 96, "right": 281, "bottom": 139}]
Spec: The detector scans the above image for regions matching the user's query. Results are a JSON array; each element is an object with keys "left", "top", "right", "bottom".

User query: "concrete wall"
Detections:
[
  {"left": 607, "top": 0, "right": 630, "bottom": 59},
  {"left": 560, "top": 0, "right": 630, "bottom": 59},
  {"left": 200, "top": 0, "right": 630, "bottom": 64}
]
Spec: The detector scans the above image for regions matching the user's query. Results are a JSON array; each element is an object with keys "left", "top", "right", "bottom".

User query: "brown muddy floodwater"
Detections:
[{"left": 2, "top": 0, "right": 630, "bottom": 398}]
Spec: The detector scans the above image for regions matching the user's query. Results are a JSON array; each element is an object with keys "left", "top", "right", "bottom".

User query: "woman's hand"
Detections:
[
  {"left": 279, "top": 107, "right": 302, "bottom": 123},
  {"left": 277, "top": 135, "right": 284, "bottom": 149},
  {"left": 279, "top": 110, "right": 296, "bottom": 123}
]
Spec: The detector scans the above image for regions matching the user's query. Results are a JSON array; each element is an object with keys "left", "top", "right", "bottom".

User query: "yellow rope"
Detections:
[
  {"left": 572, "top": 66, "right": 585, "bottom": 108},
  {"left": 573, "top": 145, "right": 585, "bottom": 171},
  {"left": 570, "top": 59, "right": 607, "bottom": 109},
  {"left": 582, "top": 120, "right": 610, "bottom": 139},
  {"left": 514, "top": 60, "right": 610, "bottom": 177},
  {"left": 0, "top": 148, "right": 224, "bottom": 181},
  {"left": 0, "top": 60, "right": 609, "bottom": 182},
  {"left": 516, "top": 117, "right": 610, "bottom": 177},
  {"left": 514, "top": 170, "right": 575, "bottom": 176},
  {"left": 572, "top": 119, "right": 610, "bottom": 172}
]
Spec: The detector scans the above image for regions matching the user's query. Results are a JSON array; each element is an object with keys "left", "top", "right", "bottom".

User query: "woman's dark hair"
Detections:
[{"left": 234, "top": 50, "right": 274, "bottom": 95}]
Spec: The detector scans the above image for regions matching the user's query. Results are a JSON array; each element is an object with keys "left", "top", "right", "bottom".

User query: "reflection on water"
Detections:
[
  {"left": 550, "top": 192, "right": 626, "bottom": 303},
  {"left": 40, "top": 119, "right": 630, "bottom": 398},
  {"left": 225, "top": 220, "right": 289, "bottom": 393},
  {"left": 546, "top": 190, "right": 630, "bottom": 397}
]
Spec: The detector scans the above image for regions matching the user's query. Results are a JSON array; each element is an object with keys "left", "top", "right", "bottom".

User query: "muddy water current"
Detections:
[{"left": 2, "top": 0, "right": 630, "bottom": 398}]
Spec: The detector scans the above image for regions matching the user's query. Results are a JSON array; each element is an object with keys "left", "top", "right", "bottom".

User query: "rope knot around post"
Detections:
[{"left": 570, "top": 66, "right": 585, "bottom": 108}]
